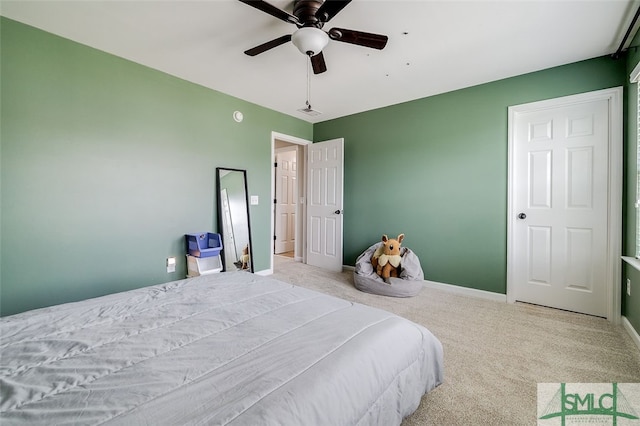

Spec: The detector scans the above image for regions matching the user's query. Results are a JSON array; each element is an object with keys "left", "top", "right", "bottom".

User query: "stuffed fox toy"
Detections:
[
  {"left": 371, "top": 234, "right": 404, "bottom": 279},
  {"left": 240, "top": 244, "right": 250, "bottom": 270}
]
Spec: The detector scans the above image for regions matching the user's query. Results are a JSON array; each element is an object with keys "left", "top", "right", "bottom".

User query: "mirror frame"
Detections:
[{"left": 216, "top": 167, "right": 253, "bottom": 273}]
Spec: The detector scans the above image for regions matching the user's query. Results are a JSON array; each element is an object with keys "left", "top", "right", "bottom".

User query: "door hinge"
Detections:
[
  {"left": 274, "top": 162, "right": 278, "bottom": 168},
  {"left": 274, "top": 235, "right": 277, "bottom": 241}
]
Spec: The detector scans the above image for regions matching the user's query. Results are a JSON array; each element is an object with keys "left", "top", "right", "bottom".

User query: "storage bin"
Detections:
[
  {"left": 186, "top": 233, "right": 223, "bottom": 258},
  {"left": 186, "top": 255, "right": 222, "bottom": 277}
]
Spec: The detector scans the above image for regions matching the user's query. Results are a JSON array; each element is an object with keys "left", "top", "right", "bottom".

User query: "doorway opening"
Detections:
[
  {"left": 270, "top": 132, "right": 311, "bottom": 273},
  {"left": 274, "top": 146, "right": 298, "bottom": 258}
]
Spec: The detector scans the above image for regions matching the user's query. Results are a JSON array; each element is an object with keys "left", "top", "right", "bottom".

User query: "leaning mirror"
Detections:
[{"left": 216, "top": 168, "right": 253, "bottom": 272}]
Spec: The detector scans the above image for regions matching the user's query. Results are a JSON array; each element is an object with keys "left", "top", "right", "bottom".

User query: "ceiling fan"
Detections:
[{"left": 239, "top": 0, "right": 388, "bottom": 74}]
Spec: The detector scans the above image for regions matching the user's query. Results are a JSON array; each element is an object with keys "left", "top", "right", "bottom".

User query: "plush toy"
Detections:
[
  {"left": 240, "top": 244, "right": 250, "bottom": 270},
  {"left": 371, "top": 234, "right": 404, "bottom": 280}
]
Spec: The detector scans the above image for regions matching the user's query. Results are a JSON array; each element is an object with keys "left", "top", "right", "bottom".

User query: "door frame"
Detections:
[
  {"left": 269, "top": 131, "right": 311, "bottom": 273},
  {"left": 506, "top": 87, "right": 623, "bottom": 323}
]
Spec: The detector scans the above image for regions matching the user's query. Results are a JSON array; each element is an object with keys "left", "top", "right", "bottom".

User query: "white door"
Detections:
[
  {"left": 306, "top": 138, "right": 344, "bottom": 272},
  {"left": 274, "top": 148, "right": 297, "bottom": 254},
  {"left": 510, "top": 95, "right": 611, "bottom": 317}
]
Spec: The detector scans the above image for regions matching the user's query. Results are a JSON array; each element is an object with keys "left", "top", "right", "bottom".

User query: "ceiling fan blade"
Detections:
[
  {"left": 328, "top": 27, "right": 388, "bottom": 50},
  {"left": 315, "top": 0, "right": 352, "bottom": 23},
  {"left": 244, "top": 34, "right": 292, "bottom": 56},
  {"left": 310, "top": 52, "right": 327, "bottom": 74},
  {"left": 238, "top": 0, "right": 299, "bottom": 25}
]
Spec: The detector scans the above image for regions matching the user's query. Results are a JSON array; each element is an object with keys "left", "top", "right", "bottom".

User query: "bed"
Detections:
[{"left": 0, "top": 272, "right": 443, "bottom": 425}]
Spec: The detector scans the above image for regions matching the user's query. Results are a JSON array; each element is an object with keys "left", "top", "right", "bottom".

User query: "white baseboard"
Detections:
[
  {"left": 622, "top": 316, "right": 640, "bottom": 352},
  {"left": 255, "top": 269, "right": 273, "bottom": 276},
  {"left": 423, "top": 280, "right": 507, "bottom": 302},
  {"left": 342, "top": 264, "right": 355, "bottom": 272}
]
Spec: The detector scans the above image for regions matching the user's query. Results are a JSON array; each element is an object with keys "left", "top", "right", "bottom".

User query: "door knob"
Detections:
[
  {"left": 518, "top": 213, "right": 527, "bottom": 220},
  {"left": 334, "top": 209, "right": 342, "bottom": 214}
]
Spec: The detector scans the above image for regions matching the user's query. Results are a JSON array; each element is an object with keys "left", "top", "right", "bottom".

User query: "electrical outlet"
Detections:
[
  {"left": 167, "top": 257, "right": 176, "bottom": 273},
  {"left": 628, "top": 278, "right": 632, "bottom": 296}
]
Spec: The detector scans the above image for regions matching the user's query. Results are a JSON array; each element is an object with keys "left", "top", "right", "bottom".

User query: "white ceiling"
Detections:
[{"left": 1, "top": 0, "right": 638, "bottom": 123}]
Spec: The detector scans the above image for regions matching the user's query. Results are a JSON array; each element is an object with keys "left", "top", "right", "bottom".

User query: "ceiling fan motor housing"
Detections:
[{"left": 293, "top": 0, "right": 325, "bottom": 27}]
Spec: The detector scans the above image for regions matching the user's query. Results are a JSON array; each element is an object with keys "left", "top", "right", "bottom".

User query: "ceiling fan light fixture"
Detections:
[{"left": 291, "top": 27, "right": 329, "bottom": 56}]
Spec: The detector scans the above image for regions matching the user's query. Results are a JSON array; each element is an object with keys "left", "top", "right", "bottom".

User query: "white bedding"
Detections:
[{"left": 0, "top": 272, "right": 443, "bottom": 425}]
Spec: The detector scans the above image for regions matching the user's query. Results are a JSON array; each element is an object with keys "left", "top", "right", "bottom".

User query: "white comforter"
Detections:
[{"left": 1, "top": 272, "right": 443, "bottom": 425}]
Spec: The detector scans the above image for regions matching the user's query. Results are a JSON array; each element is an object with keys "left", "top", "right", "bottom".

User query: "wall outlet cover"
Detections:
[{"left": 167, "top": 257, "right": 176, "bottom": 273}]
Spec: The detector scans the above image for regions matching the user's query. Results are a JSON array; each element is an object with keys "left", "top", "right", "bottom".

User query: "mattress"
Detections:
[{"left": 0, "top": 272, "right": 443, "bottom": 425}]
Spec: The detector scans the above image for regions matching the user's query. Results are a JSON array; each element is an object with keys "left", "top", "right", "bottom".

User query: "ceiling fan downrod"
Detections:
[{"left": 305, "top": 53, "right": 313, "bottom": 110}]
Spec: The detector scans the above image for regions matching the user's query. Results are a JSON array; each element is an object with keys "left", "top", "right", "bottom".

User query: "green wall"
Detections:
[
  {"left": 623, "top": 31, "right": 640, "bottom": 334},
  {"left": 0, "top": 18, "right": 312, "bottom": 316},
  {"left": 2, "top": 15, "right": 639, "bottom": 337},
  {"left": 314, "top": 56, "right": 626, "bottom": 295}
]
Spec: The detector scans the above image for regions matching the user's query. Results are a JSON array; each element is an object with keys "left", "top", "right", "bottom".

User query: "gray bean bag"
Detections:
[{"left": 353, "top": 242, "right": 424, "bottom": 297}]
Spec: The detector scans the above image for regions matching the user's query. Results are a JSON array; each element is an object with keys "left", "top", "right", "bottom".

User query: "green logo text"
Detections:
[{"left": 539, "top": 383, "right": 639, "bottom": 425}]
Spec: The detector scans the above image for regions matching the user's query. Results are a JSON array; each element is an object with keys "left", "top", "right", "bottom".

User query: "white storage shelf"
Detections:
[{"left": 187, "top": 255, "right": 222, "bottom": 277}]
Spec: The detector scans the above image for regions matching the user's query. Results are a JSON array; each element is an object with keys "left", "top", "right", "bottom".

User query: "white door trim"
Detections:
[
  {"left": 269, "top": 132, "right": 311, "bottom": 274},
  {"left": 506, "top": 87, "right": 623, "bottom": 323}
]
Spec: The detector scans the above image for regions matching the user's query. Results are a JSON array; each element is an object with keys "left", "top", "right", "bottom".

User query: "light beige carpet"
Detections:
[{"left": 271, "top": 255, "right": 640, "bottom": 425}]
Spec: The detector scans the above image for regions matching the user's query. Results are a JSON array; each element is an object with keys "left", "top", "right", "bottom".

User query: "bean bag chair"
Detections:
[{"left": 353, "top": 242, "right": 424, "bottom": 297}]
